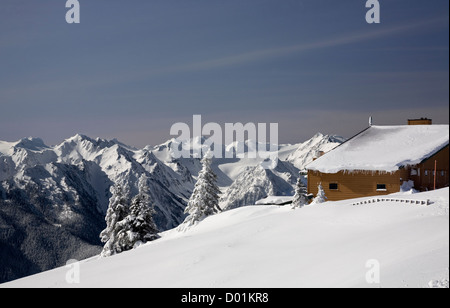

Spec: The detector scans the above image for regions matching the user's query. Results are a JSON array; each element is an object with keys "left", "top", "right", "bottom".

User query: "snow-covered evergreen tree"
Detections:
[
  {"left": 178, "top": 152, "right": 221, "bottom": 231},
  {"left": 310, "top": 183, "right": 327, "bottom": 205},
  {"left": 291, "top": 175, "right": 308, "bottom": 209},
  {"left": 100, "top": 183, "right": 130, "bottom": 257},
  {"left": 116, "top": 175, "right": 159, "bottom": 250}
]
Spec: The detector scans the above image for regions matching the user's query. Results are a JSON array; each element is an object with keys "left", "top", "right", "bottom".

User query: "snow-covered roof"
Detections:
[
  {"left": 255, "top": 196, "right": 293, "bottom": 205},
  {"left": 306, "top": 125, "right": 449, "bottom": 173}
]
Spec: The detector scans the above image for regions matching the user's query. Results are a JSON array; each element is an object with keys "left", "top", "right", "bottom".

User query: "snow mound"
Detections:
[
  {"left": 428, "top": 279, "right": 449, "bottom": 288},
  {"left": 255, "top": 196, "right": 293, "bottom": 205}
]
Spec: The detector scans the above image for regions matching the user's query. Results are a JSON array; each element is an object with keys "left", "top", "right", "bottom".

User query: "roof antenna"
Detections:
[{"left": 369, "top": 116, "right": 373, "bottom": 127}]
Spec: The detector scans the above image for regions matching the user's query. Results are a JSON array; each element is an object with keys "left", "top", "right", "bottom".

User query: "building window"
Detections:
[
  {"left": 329, "top": 183, "right": 338, "bottom": 190},
  {"left": 376, "top": 184, "right": 387, "bottom": 191}
]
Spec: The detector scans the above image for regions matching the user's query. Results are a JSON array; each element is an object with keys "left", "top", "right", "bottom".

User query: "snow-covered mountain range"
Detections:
[{"left": 0, "top": 132, "right": 343, "bottom": 283}]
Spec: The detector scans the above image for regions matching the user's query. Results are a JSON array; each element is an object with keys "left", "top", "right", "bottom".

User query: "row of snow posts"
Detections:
[{"left": 350, "top": 198, "right": 430, "bottom": 206}]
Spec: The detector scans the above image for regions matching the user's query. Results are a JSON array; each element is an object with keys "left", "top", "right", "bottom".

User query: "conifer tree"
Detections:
[
  {"left": 100, "top": 183, "right": 130, "bottom": 257},
  {"left": 178, "top": 152, "right": 221, "bottom": 231},
  {"left": 311, "top": 183, "right": 327, "bottom": 205},
  {"left": 292, "top": 175, "right": 308, "bottom": 209},
  {"left": 116, "top": 175, "right": 159, "bottom": 249}
]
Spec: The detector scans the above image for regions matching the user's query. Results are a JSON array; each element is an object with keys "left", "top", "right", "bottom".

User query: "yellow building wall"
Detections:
[
  {"left": 410, "top": 145, "right": 449, "bottom": 191},
  {"left": 307, "top": 169, "right": 410, "bottom": 201}
]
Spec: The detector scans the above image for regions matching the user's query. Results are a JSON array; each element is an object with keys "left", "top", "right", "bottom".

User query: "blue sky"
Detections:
[{"left": 0, "top": 0, "right": 448, "bottom": 147}]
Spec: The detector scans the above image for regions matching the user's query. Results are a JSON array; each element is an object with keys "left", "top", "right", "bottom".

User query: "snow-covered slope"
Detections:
[{"left": 3, "top": 188, "right": 448, "bottom": 288}]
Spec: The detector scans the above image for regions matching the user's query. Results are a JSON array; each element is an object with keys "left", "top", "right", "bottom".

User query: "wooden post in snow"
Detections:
[{"left": 434, "top": 160, "right": 437, "bottom": 190}]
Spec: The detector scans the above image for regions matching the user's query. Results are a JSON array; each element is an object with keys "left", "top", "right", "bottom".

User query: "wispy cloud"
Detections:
[
  {"left": 0, "top": 17, "right": 446, "bottom": 97},
  {"left": 157, "top": 17, "right": 448, "bottom": 74}
]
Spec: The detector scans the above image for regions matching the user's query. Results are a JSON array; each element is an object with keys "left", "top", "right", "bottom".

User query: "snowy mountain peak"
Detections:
[
  {"left": 64, "top": 133, "right": 96, "bottom": 145},
  {"left": 63, "top": 134, "right": 119, "bottom": 149},
  {"left": 220, "top": 159, "right": 296, "bottom": 210},
  {"left": 0, "top": 137, "right": 50, "bottom": 155},
  {"left": 326, "top": 134, "right": 346, "bottom": 144},
  {"left": 285, "top": 133, "right": 345, "bottom": 170},
  {"left": 14, "top": 137, "right": 49, "bottom": 151},
  {"left": 311, "top": 132, "right": 325, "bottom": 139}
]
